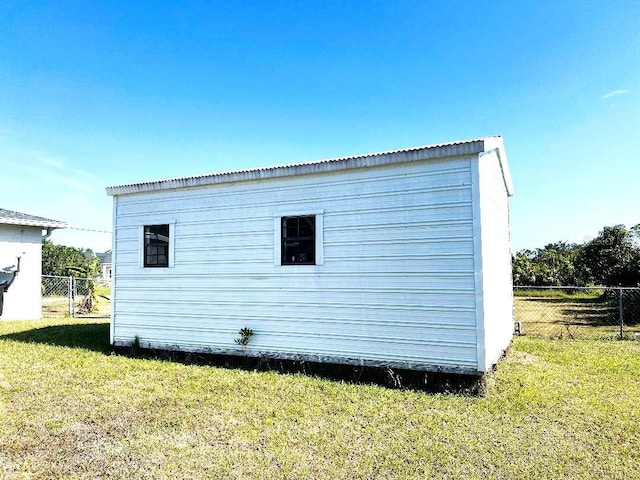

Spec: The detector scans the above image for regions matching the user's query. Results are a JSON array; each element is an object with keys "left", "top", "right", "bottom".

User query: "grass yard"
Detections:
[
  {"left": 514, "top": 296, "right": 633, "bottom": 339},
  {"left": 1, "top": 319, "right": 639, "bottom": 479}
]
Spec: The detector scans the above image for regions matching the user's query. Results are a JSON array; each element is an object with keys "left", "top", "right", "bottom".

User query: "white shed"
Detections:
[
  {"left": 0, "top": 208, "right": 68, "bottom": 320},
  {"left": 107, "top": 136, "right": 514, "bottom": 374}
]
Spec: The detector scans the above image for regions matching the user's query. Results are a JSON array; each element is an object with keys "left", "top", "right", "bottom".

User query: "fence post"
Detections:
[
  {"left": 619, "top": 287, "right": 624, "bottom": 340},
  {"left": 72, "top": 277, "right": 78, "bottom": 318},
  {"left": 67, "top": 276, "right": 73, "bottom": 317}
]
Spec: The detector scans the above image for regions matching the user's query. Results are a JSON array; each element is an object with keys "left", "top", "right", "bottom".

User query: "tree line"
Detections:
[{"left": 513, "top": 224, "right": 640, "bottom": 287}]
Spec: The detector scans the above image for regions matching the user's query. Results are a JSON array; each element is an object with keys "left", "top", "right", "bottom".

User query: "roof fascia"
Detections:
[{"left": 106, "top": 139, "right": 490, "bottom": 196}]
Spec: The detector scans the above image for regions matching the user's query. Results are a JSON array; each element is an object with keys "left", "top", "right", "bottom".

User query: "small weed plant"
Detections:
[{"left": 234, "top": 327, "right": 254, "bottom": 349}]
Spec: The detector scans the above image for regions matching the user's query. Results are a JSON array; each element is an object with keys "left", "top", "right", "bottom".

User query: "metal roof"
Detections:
[
  {"left": 0, "top": 208, "right": 69, "bottom": 229},
  {"left": 107, "top": 136, "right": 513, "bottom": 196}
]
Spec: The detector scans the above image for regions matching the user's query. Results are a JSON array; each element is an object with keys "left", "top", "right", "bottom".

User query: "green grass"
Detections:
[
  {"left": 1, "top": 319, "right": 639, "bottom": 479},
  {"left": 94, "top": 283, "right": 111, "bottom": 298},
  {"left": 514, "top": 288, "right": 604, "bottom": 299}
]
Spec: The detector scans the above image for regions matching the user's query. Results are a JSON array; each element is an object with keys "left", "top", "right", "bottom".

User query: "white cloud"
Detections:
[
  {"left": 43, "top": 172, "right": 96, "bottom": 193},
  {"left": 41, "top": 156, "right": 105, "bottom": 184},
  {"left": 4, "top": 148, "right": 104, "bottom": 194},
  {"left": 601, "top": 89, "right": 629, "bottom": 100}
]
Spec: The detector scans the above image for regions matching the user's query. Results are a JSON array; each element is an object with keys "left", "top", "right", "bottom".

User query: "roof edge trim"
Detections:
[
  {"left": 107, "top": 137, "right": 503, "bottom": 196},
  {"left": 0, "top": 218, "right": 70, "bottom": 229}
]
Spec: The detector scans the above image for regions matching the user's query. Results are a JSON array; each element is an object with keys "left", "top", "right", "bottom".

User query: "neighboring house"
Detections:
[
  {"left": 0, "top": 208, "right": 68, "bottom": 320},
  {"left": 96, "top": 250, "right": 112, "bottom": 281},
  {"left": 106, "top": 136, "right": 514, "bottom": 374}
]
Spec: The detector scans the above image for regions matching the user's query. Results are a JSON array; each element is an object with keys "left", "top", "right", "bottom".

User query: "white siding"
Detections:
[
  {"left": 476, "top": 150, "right": 514, "bottom": 371},
  {"left": 0, "top": 225, "right": 43, "bottom": 320},
  {"left": 112, "top": 156, "right": 480, "bottom": 372}
]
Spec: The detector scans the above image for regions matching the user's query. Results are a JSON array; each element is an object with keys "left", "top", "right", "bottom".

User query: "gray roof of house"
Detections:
[
  {"left": 0, "top": 208, "right": 69, "bottom": 229},
  {"left": 97, "top": 251, "right": 112, "bottom": 264},
  {"left": 106, "top": 136, "right": 513, "bottom": 197}
]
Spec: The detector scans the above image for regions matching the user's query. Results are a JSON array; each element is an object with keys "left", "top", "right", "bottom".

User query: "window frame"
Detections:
[
  {"left": 274, "top": 211, "right": 324, "bottom": 267},
  {"left": 139, "top": 222, "right": 175, "bottom": 269}
]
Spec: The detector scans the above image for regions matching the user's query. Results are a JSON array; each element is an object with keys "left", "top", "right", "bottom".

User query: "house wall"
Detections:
[
  {"left": 476, "top": 149, "right": 514, "bottom": 371},
  {"left": 101, "top": 263, "right": 112, "bottom": 280},
  {"left": 0, "top": 225, "right": 43, "bottom": 320},
  {"left": 112, "top": 155, "right": 482, "bottom": 372}
]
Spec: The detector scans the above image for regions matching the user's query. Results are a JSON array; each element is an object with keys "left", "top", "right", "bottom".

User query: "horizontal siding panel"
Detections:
[
  {"left": 113, "top": 274, "right": 476, "bottom": 292},
  {"left": 114, "top": 291, "right": 476, "bottom": 309},
  {"left": 116, "top": 183, "right": 472, "bottom": 219},
  {"left": 113, "top": 330, "right": 478, "bottom": 368},
  {"left": 115, "top": 198, "right": 471, "bottom": 230},
  {"left": 115, "top": 160, "right": 471, "bottom": 212},
  {"left": 112, "top": 317, "right": 477, "bottom": 344},
  {"left": 113, "top": 308, "right": 476, "bottom": 327},
  {"left": 114, "top": 259, "right": 476, "bottom": 274}
]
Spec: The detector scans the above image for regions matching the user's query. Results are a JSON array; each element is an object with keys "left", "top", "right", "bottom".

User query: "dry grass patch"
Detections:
[{"left": 1, "top": 319, "right": 639, "bottom": 479}]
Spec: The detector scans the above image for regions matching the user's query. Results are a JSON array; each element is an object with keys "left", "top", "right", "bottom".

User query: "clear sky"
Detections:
[{"left": 1, "top": 1, "right": 638, "bottom": 253}]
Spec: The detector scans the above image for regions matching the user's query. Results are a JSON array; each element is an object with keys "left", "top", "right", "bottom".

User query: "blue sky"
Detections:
[{"left": 1, "top": 1, "right": 638, "bottom": 252}]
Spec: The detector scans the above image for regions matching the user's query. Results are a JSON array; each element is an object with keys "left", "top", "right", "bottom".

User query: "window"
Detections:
[
  {"left": 281, "top": 215, "right": 316, "bottom": 265},
  {"left": 144, "top": 224, "right": 170, "bottom": 267}
]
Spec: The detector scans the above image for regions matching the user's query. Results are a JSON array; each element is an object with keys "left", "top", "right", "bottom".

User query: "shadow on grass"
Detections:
[
  {"left": 1, "top": 322, "right": 483, "bottom": 394},
  {"left": 559, "top": 307, "right": 618, "bottom": 326},
  {"left": 517, "top": 297, "right": 620, "bottom": 327},
  {"left": 114, "top": 346, "right": 485, "bottom": 395},
  {"left": 519, "top": 297, "right": 607, "bottom": 304},
  {"left": 0, "top": 322, "right": 111, "bottom": 353}
]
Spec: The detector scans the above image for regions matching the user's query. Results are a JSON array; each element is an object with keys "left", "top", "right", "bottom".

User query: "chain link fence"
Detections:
[
  {"left": 42, "top": 276, "right": 111, "bottom": 319},
  {"left": 514, "top": 286, "right": 640, "bottom": 340}
]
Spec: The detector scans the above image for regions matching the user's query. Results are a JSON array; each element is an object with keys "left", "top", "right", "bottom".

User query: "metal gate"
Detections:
[{"left": 42, "top": 275, "right": 111, "bottom": 318}]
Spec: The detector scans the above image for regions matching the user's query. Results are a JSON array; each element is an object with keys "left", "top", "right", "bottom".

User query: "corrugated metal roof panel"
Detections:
[
  {"left": 107, "top": 136, "right": 506, "bottom": 196},
  {"left": 0, "top": 208, "right": 69, "bottom": 229}
]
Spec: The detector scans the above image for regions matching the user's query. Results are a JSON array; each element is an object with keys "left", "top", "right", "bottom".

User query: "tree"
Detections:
[
  {"left": 578, "top": 225, "right": 640, "bottom": 286},
  {"left": 512, "top": 250, "right": 535, "bottom": 286},
  {"left": 535, "top": 242, "right": 585, "bottom": 286},
  {"left": 42, "top": 240, "right": 101, "bottom": 278},
  {"left": 512, "top": 242, "right": 584, "bottom": 286}
]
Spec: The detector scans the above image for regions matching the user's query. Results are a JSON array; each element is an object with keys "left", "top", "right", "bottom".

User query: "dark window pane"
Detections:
[
  {"left": 281, "top": 216, "right": 315, "bottom": 265},
  {"left": 144, "top": 224, "right": 170, "bottom": 267},
  {"left": 299, "top": 217, "right": 314, "bottom": 236}
]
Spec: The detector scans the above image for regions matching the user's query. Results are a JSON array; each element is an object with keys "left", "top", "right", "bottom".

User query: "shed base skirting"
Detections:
[{"left": 112, "top": 339, "right": 482, "bottom": 375}]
